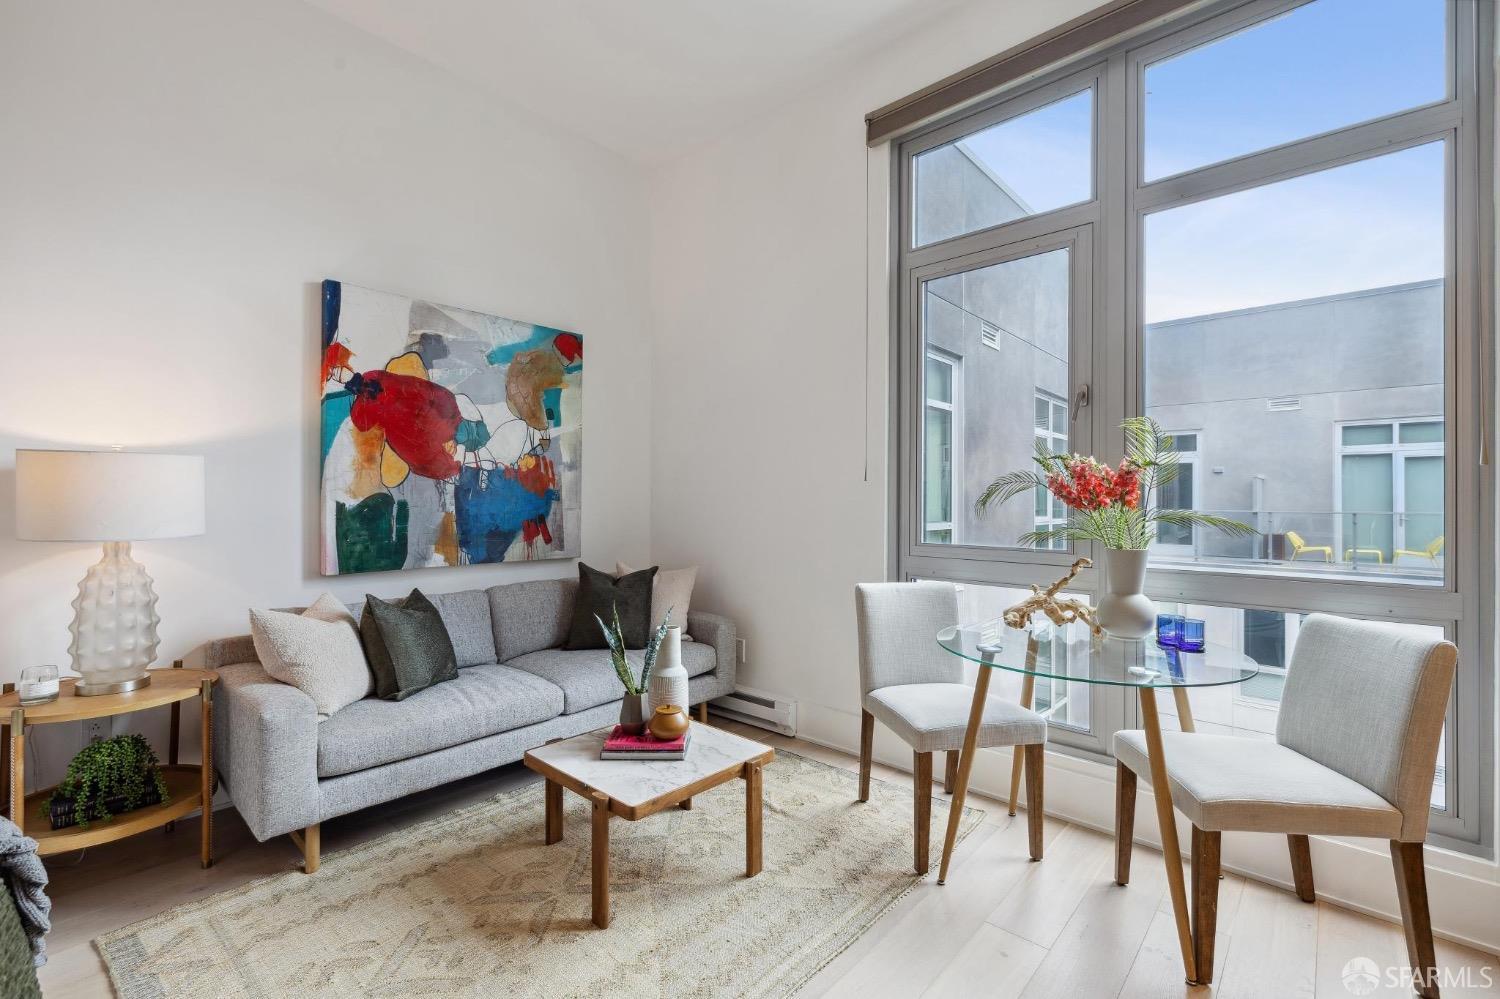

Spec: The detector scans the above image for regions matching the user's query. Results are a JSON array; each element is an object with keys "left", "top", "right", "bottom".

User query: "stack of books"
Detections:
[{"left": 600, "top": 726, "right": 691, "bottom": 761}]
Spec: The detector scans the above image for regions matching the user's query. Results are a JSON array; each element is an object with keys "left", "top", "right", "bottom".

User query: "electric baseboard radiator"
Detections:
[{"left": 710, "top": 686, "right": 797, "bottom": 736}]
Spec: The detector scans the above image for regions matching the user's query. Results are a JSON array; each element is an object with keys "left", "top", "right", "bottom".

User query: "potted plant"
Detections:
[
  {"left": 597, "top": 605, "right": 673, "bottom": 734},
  {"left": 42, "top": 733, "right": 169, "bottom": 829},
  {"left": 976, "top": 417, "right": 1254, "bottom": 638}
]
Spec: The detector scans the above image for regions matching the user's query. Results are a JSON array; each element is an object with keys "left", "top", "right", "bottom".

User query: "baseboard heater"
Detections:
[{"left": 710, "top": 686, "right": 797, "bottom": 736}]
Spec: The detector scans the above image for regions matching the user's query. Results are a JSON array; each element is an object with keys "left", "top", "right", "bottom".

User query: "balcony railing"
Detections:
[{"left": 1150, "top": 509, "right": 1444, "bottom": 582}]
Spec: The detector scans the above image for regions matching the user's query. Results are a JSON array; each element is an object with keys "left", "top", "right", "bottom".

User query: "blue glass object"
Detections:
[
  {"left": 1163, "top": 647, "right": 1186, "bottom": 683},
  {"left": 1179, "top": 618, "right": 1206, "bottom": 652},
  {"left": 1156, "top": 613, "right": 1183, "bottom": 647}
]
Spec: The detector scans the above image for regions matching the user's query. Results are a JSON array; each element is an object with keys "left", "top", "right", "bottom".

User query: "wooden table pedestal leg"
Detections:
[
  {"left": 200, "top": 678, "right": 214, "bottom": 868},
  {"left": 591, "top": 791, "right": 611, "bottom": 929},
  {"left": 744, "top": 761, "right": 763, "bottom": 877},
  {"left": 1140, "top": 687, "right": 1198, "bottom": 984},
  {"left": 936, "top": 662, "right": 992, "bottom": 885},
  {"left": 545, "top": 780, "right": 563, "bottom": 844},
  {"left": 1007, "top": 647, "right": 1038, "bottom": 817}
]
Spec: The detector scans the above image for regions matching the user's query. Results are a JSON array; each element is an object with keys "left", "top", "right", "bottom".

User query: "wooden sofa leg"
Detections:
[
  {"left": 1288, "top": 834, "right": 1316, "bottom": 902},
  {"left": 1391, "top": 841, "right": 1440, "bottom": 999},
  {"left": 696, "top": 702, "right": 708, "bottom": 724},
  {"left": 857, "top": 710, "right": 874, "bottom": 803},
  {"left": 913, "top": 751, "right": 932, "bottom": 875},
  {"left": 290, "top": 823, "right": 321, "bottom": 874},
  {"left": 1115, "top": 761, "right": 1137, "bottom": 886}
]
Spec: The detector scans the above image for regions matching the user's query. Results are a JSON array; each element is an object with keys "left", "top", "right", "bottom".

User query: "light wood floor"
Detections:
[{"left": 36, "top": 719, "right": 1500, "bottom": 998}]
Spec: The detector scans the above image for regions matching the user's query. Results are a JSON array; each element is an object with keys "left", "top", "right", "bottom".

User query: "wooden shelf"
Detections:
[
  {"left": 0, "top": 669, "right": 216, "bottom": 726},
  {"left": 25, "top": 765, "right": 210, "bottom": 856}
]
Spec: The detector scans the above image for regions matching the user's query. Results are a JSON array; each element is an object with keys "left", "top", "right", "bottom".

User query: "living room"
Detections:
[{"left": 2, "top": 0, "right": 1498, "bottom": 996}]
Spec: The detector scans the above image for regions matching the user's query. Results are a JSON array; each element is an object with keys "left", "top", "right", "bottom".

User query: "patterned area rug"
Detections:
[{"left": 97, "top": 749, "right": 983, "bottom": 998}]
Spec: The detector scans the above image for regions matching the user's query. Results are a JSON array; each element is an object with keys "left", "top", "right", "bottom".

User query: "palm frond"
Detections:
[
  {"left": 974, "top": 469, "right": 1048, "bottom": 516},
  {"left": 1150, "top": 508, "right": 1259, "bottom": 537}
]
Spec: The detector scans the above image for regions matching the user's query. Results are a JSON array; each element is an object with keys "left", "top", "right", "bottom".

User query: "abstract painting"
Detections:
[{"left": 319, "top": 280, "right": 582, "bottom": 575}]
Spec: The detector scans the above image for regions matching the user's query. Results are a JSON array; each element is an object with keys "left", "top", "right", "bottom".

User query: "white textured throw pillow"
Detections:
[
  {"left": 617, "top": 562, "right": 698, "bottom": 638},
  {"left": 250, "top": 593, "right": 372, "bottom": 719}
]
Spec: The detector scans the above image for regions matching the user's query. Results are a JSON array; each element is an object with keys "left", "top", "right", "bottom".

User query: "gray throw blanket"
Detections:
[{"left": 0, "top": 818, "right": 49, "bottom": 966}]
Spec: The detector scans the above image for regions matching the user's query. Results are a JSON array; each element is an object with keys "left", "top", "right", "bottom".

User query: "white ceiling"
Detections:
[{"left": 305, "top": 0, "right": 965, "bottom": 164}]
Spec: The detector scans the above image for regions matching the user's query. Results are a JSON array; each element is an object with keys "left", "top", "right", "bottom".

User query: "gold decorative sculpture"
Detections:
[{"left": 1002, "top": 557, "right": 1103, "bottom": 636}]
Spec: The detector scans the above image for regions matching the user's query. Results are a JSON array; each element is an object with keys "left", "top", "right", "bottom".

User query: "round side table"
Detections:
[{"left": 0, "top": 664, "right": 219, "bottom": 868}]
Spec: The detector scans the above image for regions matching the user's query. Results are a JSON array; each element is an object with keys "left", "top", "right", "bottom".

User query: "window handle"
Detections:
[{"left": 1071, "top": 384, "right": 1090, "bottom": 422}]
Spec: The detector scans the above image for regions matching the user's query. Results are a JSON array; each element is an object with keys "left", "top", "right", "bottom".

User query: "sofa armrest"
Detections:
[
  {"left": 212, "top": 662, "right": 320, "bottom": 842},
  {"left": 205, "top": 634, "right": 258, "bottom": 670},
  {"left": 687, "top": 610, "right": 738, "bottom": 695}
]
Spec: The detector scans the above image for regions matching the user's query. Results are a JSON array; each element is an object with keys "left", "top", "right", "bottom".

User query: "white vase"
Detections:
[
  {"left": 647, "top": 626, "right": 690, "bottom": 714},
  {"left": 1095, "top": 548, "right": 1155, "bottom": 639}
]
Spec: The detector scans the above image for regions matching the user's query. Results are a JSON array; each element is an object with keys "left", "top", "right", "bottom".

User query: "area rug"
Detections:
[{"left": 97, "top": 749, "right": 983, "bottom": 998}]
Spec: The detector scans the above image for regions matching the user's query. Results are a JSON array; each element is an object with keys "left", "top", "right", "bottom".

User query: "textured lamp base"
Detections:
[
  {"left": 75, "top": 675, "right": 153, "bottom": 697},
  {"left": 68, "top": 541, "right": 161, "bottom": 696}
]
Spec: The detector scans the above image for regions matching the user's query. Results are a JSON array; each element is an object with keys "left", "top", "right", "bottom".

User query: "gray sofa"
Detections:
[{"left": 205, "top": 577, "right": 737, "bottom": 871}]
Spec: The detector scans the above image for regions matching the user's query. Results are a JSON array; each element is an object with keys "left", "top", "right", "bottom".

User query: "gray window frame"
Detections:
[{"left": 892, "top": 0, "right": 1494, "bottom": 853}]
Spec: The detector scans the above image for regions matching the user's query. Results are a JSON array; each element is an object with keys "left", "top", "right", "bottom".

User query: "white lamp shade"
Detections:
[{"left": 15, "top": 449, "right": 205, "bottom": 541}]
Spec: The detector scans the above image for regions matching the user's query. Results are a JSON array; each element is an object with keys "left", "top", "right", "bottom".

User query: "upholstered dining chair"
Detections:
[
  {"left": 1113, "top": 614, "right": 1457, "bottom": 996},
  {"left": 854, "top": 581, "right": 1048, "bottom": 875}
]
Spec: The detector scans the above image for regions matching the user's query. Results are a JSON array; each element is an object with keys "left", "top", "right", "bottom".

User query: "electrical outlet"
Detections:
[
  {"left": 84, "top": 718, "right": 109, "bottom": 744},
  {"left": 736, "top": 638, "right": 747, "bottom": 664}
]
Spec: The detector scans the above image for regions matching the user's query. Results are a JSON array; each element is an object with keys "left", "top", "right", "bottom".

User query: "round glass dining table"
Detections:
[{"left": 933, "top": 618, "right": 1259, "bottom": 986}]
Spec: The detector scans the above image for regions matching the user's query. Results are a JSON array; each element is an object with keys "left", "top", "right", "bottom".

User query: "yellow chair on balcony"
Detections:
[
  {"left": 1286, "top": 530, "right": 1333, "bottom": 562},
  {"left": 1395, "top": 535, "right": 1445, "bottom": 566},
  {"left": 1343, "top": 546, "right": 1385, "bottom": 564}
]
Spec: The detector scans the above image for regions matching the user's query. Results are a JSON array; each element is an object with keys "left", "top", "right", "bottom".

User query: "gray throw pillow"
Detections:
[
  {"left": 360, "top": 589, "right": 459, "bottom": 700},
  {"left": 564, "top": 563, "right": 657, "bottom": 650}
]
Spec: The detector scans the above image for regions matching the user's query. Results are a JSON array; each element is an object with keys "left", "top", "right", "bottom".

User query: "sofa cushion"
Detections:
[
  {"left": 508, "top": 641, "right": 717, "bottom": 715},
  {"left": 564, "top": 563, "right": 657, "bottom": 650},
  {"left": 427, "top": 590, "right": 496, "bottom": 667},
  {"left": 360, "top": 590, "right": 458, "bottom": 700},
  {"left": 316, "top": 663, "right": 564, "bottom": 777},
  {"left": 489, "top": 579, "right": 577, "bottom": 661}
]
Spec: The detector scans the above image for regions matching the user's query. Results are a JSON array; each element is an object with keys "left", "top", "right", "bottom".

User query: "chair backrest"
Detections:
[
  {"left": 1276, "top": 613, "right": 1457, "bottom": 841},
  {"left": 853, "top": 581, "right": 961, "bottom": 695},
  {"left": 1429, "top": 535, "right": 1445, "bottom": 557},
  {"left": 1286, "top": 530, "right": 1306, "bottom": 550}
]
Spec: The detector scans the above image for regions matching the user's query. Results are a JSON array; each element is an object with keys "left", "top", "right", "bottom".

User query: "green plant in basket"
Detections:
[{"left": 41, "top": 733, "right": 169, "bottom": 828}]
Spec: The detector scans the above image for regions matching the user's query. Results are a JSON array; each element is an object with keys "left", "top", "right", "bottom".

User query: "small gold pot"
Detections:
[{"left": 648, "top": 704, "right": 690, "bottom": 741}]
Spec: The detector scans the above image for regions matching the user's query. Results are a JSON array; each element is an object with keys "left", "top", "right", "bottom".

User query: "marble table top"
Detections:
[{"left": 525, "top": 723, "right": 772, "bottom": 810}]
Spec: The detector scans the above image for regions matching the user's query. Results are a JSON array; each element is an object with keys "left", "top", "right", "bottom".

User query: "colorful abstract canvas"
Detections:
[{"left": 319, "top": 280, "right": 582, "bottom": 575}]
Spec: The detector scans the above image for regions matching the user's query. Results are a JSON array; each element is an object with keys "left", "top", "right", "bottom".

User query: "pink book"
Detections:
[{"left": 602, "top": 726, "right": 688, "bottom": 752}]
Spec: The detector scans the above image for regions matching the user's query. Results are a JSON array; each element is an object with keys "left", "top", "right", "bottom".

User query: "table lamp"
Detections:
[{"left": 15, "top": 449, "right": 205, "bottom": 695}]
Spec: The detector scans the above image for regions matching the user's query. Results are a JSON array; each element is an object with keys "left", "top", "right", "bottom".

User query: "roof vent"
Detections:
[{"left": 1267, "top": 397, "right": 1301, "bottom": 412}]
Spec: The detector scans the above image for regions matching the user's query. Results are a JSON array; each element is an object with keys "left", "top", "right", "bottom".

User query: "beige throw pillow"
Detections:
[
  {"left": 250, "top": 593, "right": 372, "bottom": 719},
  {"left": 616, "top": 562, "right": 698, "bottom": 638}
]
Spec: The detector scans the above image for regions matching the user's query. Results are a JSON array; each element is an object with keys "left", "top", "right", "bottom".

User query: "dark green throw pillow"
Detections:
[
  {"left": 563, "top": 563, "right": 657, "bottom": 650},
  {"left": 360, "top": 589, "right": 459, "bottom": 700}
]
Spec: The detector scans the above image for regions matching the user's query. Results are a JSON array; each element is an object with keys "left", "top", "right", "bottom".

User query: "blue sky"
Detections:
[{"left": 953, "top": 0, "right": 1447, "bottom": 323}]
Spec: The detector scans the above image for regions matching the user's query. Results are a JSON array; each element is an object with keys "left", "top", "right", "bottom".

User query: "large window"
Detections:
[{"left": 895, "top": 0, "right": 1490, "bottom": 848}]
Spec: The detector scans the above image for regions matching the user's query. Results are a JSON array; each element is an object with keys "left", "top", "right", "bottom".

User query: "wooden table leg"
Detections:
[
  {"left": 678, "top": 798, "right": 693, "bottom": 811},
  {"left": 1140, "top": 687, "right": 1197, "bottom": 984},
  {"left": 545, "top": 779, "right": 563, "bottom": 843},
  {"left": 744, "top": 760, "right": 764, "bottom": 877},
  {"left": 1008, "top": 642, "right": 1038, "bottom": 816},
  {"left": 1172, "top": 687, "right": 1196, "bottom": 733},
  {"left": 200, "top": 678, "right": 214, "bottom": 868},
  {"left": 9, "top": 710, "right": 23, "bottom": 837},
  {"left": 937, "top": 662, "right": 992, "bottom": 885},
  {"left": 591, "top": 791, "right": 611, "bottom": 929}
]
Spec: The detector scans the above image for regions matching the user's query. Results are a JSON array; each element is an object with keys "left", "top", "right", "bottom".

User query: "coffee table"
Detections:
[{"left": 523, "top": 723, "right": 774, "bottom": 928}]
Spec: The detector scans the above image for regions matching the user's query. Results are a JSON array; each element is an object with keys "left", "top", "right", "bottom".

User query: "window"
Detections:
[
  {"left": 924, "top": 350, "right": 960, "bottom": 543},
  {"left": 1034, "top": 391, "right": 1069, "bottom": 549},
  {"left": 895, "top": 0, "right": 1488, "bottom": 848}
]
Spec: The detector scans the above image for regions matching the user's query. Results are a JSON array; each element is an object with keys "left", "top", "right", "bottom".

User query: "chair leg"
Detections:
[
  {"left": 1191, "top": 825, "right": 1222, "bottom": 985},
  {"left": 913, "top": 751, "right": 933, "bottom": 875},
  {"left": 944, "top": 750, "right": 958, "bottom": 794},
  {"left": 1024, "top": 744, "right": 1044, "bottom": 861},
  {"left": 1391, "top": 841, "right": 1440, "bottom": 999},
  {"left": 1288, "top": 834, "right": 1316, "bottom": 902},
  {"left": 857, "top": 710, "right": 874, "bottom": 803},
  {"left": 1114, "top": 761, "right": 1137, "bottom": 886}
]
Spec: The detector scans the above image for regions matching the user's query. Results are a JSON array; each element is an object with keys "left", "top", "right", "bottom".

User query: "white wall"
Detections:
[
  {"left": 646, "top": 0, "right": 1500, "bottom": 954},
  {"left": 0, "top": 0, "right": 654, "bottom": 781}
]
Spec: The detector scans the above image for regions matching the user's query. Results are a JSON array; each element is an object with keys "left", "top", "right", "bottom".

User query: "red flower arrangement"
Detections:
[{"left": 1046, "top": 457, "right": 1143, "bottom": 512}]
